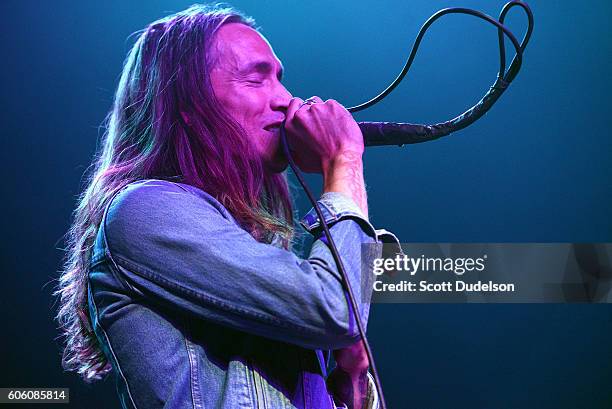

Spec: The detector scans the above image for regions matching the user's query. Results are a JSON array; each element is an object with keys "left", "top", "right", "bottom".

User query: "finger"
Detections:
[
  {"left": 285, "top": 97, "right": 304, "bottom": 124},
  {"left": 325, "top": 98, "right": 353, "bottom": 117},
  {"left": 306, "top": 96, "right": 324, "bottom": 104},
  {"left": 324, "top": 98, "right": 341, "bottom": 108}
]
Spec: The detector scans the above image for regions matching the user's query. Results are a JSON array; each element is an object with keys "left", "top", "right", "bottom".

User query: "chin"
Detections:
[
  {"left": 261, "top": 138, "right": 288, "bottom": 174},
  {"left": 263, "top": 144, "right": 289, "bottom": 173},
  {"left": 264, "top": 155, "right": 289, "bottom": 174}
]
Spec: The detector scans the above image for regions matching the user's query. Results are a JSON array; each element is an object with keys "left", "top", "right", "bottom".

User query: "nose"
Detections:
[{"left": 270, "top": 82, "right": 292, "bottom": 114}]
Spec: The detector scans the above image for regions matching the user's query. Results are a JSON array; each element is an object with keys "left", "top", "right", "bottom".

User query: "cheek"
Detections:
[
  {"left": 210, "top": 75, "right": 252, "bottom": 124},
  {"left": 222, "top": 90, "right": 265, "bottom": 129}
]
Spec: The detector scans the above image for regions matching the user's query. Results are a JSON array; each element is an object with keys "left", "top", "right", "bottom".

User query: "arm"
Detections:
[
  {"left": 284, "top": 97, "right": 378, "bottom": 407},
  {"left": 102, "top": 179, "right": 377, "bottom": 350},
  {"left": 298, "top": 100, "right": 372, "bottom": 408},
  {"left": 323, "top": 149, "right": 374, "bottom": 409}
]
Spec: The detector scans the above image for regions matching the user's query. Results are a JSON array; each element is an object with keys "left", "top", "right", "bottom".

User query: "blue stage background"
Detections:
[{"left": 1, "top": 0, "right": 610, "bottom": 407}]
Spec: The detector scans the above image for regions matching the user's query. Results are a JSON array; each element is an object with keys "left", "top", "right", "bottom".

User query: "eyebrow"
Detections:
[{"left": 241, "top": 61, "right": 284, "bottom": 81}]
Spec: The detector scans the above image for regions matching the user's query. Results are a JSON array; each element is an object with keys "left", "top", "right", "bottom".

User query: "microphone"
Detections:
[{"left": 357, "top": 76, "right": 508, "bottom": 147}]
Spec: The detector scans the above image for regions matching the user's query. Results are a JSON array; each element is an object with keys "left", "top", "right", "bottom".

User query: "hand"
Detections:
[
  {"left": 283, "top": 96, "right": 364, "bottom": 174},
  {"left": 334, "top": 339, "right": 369, "bottom": 372},
  {"left": 326, "top": 366, "right": 369, "bottom": 409},
  {"left": 326, "top": 340, "right": 370, "bottom": 409}
]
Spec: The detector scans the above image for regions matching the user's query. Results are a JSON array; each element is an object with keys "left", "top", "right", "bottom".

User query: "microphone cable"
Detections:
[
  {"left": 356, "top": 1, "right": 534, "bottom": 146},
  {"left": 281, "top": 2, "right": 534, "bottom": 408}
]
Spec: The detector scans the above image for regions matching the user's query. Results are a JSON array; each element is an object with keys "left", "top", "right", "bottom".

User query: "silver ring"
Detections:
[{"left": 299, "top": 97, "right": 317, "bottom": 109}]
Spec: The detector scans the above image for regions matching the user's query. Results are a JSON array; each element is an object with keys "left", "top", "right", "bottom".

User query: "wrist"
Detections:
[
  {"left": 334, "top": 357, "right": 370, "bottom": 375},
  {"left": 322, "top": 154, "right": 364, "bottom": 195},
  {"left": 321, "top": 150, "right": 368, "bottom": 218},
  {"left": 333, "top": 346, "right": 369, "bottom": 371},
  {"left": 322, "top": 151, "right": 363, "bottom": 178}
]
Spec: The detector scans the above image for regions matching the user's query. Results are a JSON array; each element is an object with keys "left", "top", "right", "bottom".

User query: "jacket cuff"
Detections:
[
  {"left": 300, "top": 192, "right": 403, "bottom": 253},
  {"left": 374, "top": 228, "right": 404, "bottom": 257},
  {"left": 300, "top": 191, "right": 368, "bottom": 232}
]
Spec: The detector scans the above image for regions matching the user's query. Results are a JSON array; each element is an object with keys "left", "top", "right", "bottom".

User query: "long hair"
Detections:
[{"left": 55, "top": 4, "right": 294, "bottom": 383}]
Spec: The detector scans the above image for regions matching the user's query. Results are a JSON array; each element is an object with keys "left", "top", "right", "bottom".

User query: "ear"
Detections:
[{"left": 180, "top": 111, "right": 191, "bottom": 126}]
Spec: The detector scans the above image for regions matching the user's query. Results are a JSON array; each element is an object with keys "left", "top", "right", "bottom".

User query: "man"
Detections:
[{"left": 56, "top": 4, "right": 395, "bottom": 408}]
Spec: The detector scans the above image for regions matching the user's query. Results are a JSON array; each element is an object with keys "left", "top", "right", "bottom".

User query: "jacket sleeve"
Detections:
[{"left": 101, "top": 179, "right": 385, "bottom": 350}]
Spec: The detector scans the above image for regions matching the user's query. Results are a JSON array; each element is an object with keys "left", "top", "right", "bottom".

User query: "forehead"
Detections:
[{"left": 212, "top": 23, "right": 282, "bottom": 71}]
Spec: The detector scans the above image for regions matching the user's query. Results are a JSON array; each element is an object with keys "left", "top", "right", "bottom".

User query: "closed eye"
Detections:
[{"left": 240, "top": 60, "right": 283, "bottom": 84}]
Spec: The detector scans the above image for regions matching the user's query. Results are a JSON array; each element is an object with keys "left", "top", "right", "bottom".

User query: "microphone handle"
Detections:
[
  {"left": 358, "top": 122, "right": 447, "bottom": 147},
  {"left": 358, "top": 76, "right": 508, "bottom": 147}
]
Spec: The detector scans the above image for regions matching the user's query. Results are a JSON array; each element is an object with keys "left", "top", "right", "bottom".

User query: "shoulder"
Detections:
[
  {"left": 110, "top": 178, "right": 211, "bottom": 205},
  {"left": 109, "top": 178, "right": 228, "bottom": 215},
  {"left": 104, "top": 179, "right": 234, "bottom": 242}
]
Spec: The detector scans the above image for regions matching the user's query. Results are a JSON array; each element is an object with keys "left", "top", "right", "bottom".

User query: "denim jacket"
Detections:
[{"left": 87, "top": 179, "right": 397, "bottom": 408}]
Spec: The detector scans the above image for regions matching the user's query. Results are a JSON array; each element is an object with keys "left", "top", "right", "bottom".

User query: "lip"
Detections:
[{"left": 263, "top": 121, "right": 283, "bottom": 132}]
